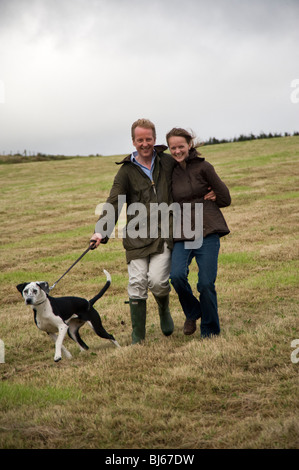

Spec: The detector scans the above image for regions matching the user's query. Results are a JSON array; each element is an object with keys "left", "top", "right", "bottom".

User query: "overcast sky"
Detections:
[{"left": 0, "top": 0, "right": 298, "bottom": 156}]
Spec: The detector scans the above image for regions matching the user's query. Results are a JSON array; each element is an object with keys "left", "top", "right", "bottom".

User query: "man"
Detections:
[{"left": 90, "top": 119, "right": 175, "bottom": 344}]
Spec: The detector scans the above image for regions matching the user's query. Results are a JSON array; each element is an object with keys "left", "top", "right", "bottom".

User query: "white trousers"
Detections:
[{"left": 127, "top": 243, "right": 171, "bottom": 299}]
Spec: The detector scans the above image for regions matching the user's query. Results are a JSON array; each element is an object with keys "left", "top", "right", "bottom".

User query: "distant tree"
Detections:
[{"left": 203, "top": 130, "right": 298, "bottom": 146}]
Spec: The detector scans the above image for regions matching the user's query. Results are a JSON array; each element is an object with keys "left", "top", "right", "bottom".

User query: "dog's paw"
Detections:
[{"left": 63, "top": 350, "right": 72, "bottom": 360}]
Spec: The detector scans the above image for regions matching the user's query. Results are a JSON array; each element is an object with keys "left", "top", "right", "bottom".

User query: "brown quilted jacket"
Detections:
[{"left": 171, "top": 148, "right": 231, "bottom": 241}]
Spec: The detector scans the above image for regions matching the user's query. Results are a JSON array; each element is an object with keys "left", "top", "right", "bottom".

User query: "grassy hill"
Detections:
[{"left": 0, "top": 136, "right": 298, "bottom": 449}]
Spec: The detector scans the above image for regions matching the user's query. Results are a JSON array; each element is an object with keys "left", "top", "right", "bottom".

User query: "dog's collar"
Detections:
[{"left": 33, "top": 298, "right": 47, "bottom": 306}]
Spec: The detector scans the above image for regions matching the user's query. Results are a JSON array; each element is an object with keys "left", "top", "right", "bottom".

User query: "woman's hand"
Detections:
[{"left": 204, "top": 187, "right": 216, "bottom": 201}]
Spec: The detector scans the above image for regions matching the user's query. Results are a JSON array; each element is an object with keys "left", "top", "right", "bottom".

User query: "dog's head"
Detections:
[{"left": 16, "top": 282, "right": 50, "bottom": 305}]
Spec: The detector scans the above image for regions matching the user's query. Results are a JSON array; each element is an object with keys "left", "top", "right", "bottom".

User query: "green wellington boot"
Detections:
[
  {"left": 129, "top": 298, "right": 146, "bottom": 344},
  {"left": 154, "top": 294, "right": 174, "bottom": 336}
]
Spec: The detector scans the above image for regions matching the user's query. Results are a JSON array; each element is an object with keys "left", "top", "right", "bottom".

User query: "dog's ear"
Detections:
[
  {"left": 37, "top": 282, "right": 50, "bottom": 294},
  {"left": 16, "top": 283, "right": 29, "bottom": 294}
]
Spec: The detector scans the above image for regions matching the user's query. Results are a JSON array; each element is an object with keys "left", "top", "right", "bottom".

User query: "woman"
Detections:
[{"left": 166, "top": 128, "right": 231, "bottom": 338}]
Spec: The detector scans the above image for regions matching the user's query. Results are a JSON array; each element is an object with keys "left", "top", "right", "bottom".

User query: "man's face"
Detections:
[{"left": 132, "top": 126, "right": 156, "bottom": 160}]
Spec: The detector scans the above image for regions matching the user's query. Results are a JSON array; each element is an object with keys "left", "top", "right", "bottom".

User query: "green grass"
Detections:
[
  {"left": 0, "top": 137, "right": 298, "bottom": 449},
  {"left": 0, "top": 382, "right": 81, "bottom": 409}
]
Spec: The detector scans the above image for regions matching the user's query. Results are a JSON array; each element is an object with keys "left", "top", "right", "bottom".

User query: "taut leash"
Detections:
[{"left": 49, "top": 241, "right": 96, "bottom": 291}]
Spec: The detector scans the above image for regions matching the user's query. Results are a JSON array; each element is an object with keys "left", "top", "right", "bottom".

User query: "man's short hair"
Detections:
[{"left": 131, "top": 119, "right": 156, "bottom": 140}]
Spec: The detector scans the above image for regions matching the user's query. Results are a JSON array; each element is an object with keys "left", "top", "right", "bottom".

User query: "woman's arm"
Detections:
[{"left": 203, "top": 162, "right": 231, "bottom": 207}]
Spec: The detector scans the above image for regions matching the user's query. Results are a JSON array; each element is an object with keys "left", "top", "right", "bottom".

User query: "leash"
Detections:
[{"left": 49, "top": 240, "right": 97, "bottom": 291}]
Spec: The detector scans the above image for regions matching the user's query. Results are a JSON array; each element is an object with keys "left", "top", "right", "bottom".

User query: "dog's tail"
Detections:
[{"left": 89, "top": 270, "right": 111, "bottom": 307}]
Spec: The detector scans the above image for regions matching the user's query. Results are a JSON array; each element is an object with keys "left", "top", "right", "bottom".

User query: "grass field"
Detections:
[{"left": 0, "top": 136, "right": 298, "bottom": 449}]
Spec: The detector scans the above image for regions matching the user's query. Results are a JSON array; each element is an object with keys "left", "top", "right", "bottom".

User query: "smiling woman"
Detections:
[
  {"left": 166, "top": 126, "right": 231, "bottom": 337},
  {"left": 167, "top": 135, "right": 191, "bottom": 166}
]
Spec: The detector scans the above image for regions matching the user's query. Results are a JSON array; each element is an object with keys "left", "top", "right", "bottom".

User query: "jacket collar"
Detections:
[
  {"left": 186, "top": 147, "right": 204, "bottom": 160},
  {"left": 116, "top": 145, "right": 168, "bottom": 165}
]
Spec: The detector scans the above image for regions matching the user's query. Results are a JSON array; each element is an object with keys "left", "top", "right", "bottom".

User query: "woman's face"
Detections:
[{"left": 167, "top": 136, "right": 191, "bottom": 164}]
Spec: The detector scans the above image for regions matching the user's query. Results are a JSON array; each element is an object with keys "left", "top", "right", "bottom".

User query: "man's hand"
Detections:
[{"left": 89, "top": 233, "right": 103, "bottom": 249}]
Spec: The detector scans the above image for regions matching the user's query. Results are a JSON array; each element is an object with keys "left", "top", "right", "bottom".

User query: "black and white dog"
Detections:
[{"left": 16, "top": 270, "right": 120, "bottom": 362}]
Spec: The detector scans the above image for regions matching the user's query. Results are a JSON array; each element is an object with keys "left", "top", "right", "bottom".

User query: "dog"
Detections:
[{"left": 16, "top": 270, "right": 120, "bottom": 362}]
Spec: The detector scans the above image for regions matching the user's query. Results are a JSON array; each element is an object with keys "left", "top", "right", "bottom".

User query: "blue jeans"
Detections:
[{"left": 170, "top": 234, "right": 220, "bottom": 337}]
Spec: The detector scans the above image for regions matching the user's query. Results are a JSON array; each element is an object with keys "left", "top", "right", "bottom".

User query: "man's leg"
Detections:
[
  {"left": 148, "top": 243, "right": 174, "bottom": 336},
  {"left": 127, "top": 258, "right": 149, "bottom": 344}
]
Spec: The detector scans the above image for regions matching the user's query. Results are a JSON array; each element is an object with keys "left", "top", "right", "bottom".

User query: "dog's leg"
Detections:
[
  {"left": 109, "top": 338, "right": 121, "bottom": 348},
  {"left": 52, "top": 324, "right": 70, "bottom": 362},
  {"left": 67, "top": 318, "right": 89, "bottom": 351},
  {"left": 87, "top": 307, "right": 121, "bottom": 348},
  {"left": 48, "top": 333, "right": 72, "bottom": 360}
]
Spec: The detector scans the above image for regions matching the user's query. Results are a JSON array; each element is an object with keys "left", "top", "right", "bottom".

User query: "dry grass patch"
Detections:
[{"left": 0, "top": 137, "right": 298, "bottom": 449}]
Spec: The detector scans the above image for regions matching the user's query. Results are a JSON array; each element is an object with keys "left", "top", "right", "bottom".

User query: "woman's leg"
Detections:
[
  {"left": 170, "top": 242, "right": 201, "bottom": 321},
  {"left": 195, "top": 234, "right": 220, "bottom": 337}
]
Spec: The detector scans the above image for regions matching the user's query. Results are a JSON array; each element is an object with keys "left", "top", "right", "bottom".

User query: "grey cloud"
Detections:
[{"left": 0, "top": 0, "right": 298, "bottom": 155}]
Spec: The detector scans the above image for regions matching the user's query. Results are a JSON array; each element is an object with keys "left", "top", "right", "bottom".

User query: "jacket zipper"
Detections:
[
  {"left": 132, "top": 163, "right": 158, "bottom": 199},
  {"left": 151, "top": 179, "right": 156, "bottom": 195}
]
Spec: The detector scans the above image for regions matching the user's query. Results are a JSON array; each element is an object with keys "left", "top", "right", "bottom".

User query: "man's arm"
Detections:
[{"left": 90, "top": 166, "right": 128, "bottom": 249}]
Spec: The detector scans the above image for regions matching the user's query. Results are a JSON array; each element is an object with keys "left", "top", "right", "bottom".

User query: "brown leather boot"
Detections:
[{"left": 183, "top": 319, "right": 196, "bottom": 335}]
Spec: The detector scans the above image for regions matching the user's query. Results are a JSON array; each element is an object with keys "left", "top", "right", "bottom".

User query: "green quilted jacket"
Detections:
[{"left": 97, "top": 146, "right": 175, "bottom": 263}]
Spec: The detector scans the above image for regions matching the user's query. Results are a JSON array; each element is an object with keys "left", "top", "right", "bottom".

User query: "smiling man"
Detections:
[{"left": 90, "top": 119, "right": 175, "bottom": 344}]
